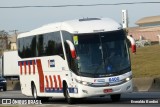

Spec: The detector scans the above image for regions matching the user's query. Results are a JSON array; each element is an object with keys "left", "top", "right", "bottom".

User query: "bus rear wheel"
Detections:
[
  {"left": 32, "top": 84, "right": 38, "bottom": 99},
  {"left": 110, "top": 94, "right": 121, "bottom": 102},
  {"left": 31, "top": 83, "right": 49, "bottom": 102}
]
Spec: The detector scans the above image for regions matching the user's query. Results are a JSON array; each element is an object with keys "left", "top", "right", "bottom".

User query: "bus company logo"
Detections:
[
  {"left": 48, "top": 60, "right": 55, "bottom": 67},
  {"left": 94, "top": 79, "right": 105, "bottom": 83}
]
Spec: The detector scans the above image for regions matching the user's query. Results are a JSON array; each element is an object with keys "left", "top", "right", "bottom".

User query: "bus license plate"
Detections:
[{"left": 103, "top": 89, "right": 112, "bottom": 93}]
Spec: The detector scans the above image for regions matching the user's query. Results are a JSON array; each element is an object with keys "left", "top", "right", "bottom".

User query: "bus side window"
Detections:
[
  {"left": 36, "top": 32, "right": 64, "bottom": 58},
  {"left": 18, "top": 36, "right": 37, "bottom": 58}
]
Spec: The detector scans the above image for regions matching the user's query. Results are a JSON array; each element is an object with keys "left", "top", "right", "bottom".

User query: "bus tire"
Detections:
[
  {"left": 31, "top": 83, "right": 49, "bottom": 102},
  {"left": 110, "top": 94, "right": 121, "bottom": 102},
  {"left": 32, "top": 84, "right": 38, "bottom": 99},
  {"left": 64, "top": 84, "right": 75, "bottom": 104}
]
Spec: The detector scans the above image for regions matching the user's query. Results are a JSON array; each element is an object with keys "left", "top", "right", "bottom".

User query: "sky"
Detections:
[{"left": 0, "top": 0, "right": 160, "bottom": 33}]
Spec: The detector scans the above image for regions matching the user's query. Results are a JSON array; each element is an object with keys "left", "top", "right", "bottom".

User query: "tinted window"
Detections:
[
  {"left": 18, "top": 36, "right": 36, "bottom": 58},
  {"left": 18, "top": 31, "right": 63, "bottom": 58},
  {"left": 37, "top": 31, "right": 63, "bottom": 57},
  {"left": 18, "top": 38, "right": 24, "bottom": 58},
  {"left": 62, "top": 31, "right": 73, "bottom": 42}
]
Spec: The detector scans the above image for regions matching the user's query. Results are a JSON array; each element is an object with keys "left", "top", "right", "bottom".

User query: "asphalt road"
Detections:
[{"left": 0, "top": 91, "right": 160, "bottom": 107}]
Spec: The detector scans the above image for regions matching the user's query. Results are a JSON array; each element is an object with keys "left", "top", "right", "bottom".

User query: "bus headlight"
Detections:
[
  {"left": 81, "top": 81, "right": 88, "bottom": 85},
  {"left": 126, "top": 77, "right": 130, "bottom": 81},
  {"left": 125, "top": 76, "right": 132, "bottom": 82},
  {"left": 75, "top": 79, "right": 81, "bottom": 83},
  {"left": 75, "top": 79, "right": 92, "bottom": 86}
]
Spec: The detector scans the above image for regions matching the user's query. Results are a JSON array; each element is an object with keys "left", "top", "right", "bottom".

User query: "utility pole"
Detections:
[
  {"left": 10, "top": 30, "right": 18, "bottom": 36},
  {"left": 9, "top": 30, "right": 18, "bottom": 42}
]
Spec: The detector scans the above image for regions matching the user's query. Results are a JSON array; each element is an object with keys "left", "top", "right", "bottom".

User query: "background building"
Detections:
[
  {"left": 128, "top": 15, "right": 160, "bottom": 42},
  {"left": 136, "top": 16, "right": 160, "bottom": 27},
  {"left": 0, "top": 31, "right": 18, "bottom": 55},
  {"left": 8, "top": 34, "right": 17, "bottom": 50}
]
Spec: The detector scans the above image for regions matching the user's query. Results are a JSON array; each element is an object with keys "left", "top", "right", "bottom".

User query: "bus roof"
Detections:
[{"left": 18, "top": 18, "right": 122, "bottom": 38}]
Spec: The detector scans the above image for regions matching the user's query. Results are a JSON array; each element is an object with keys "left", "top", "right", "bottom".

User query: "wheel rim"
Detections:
[
  {"left": 66, "top": 88, "right": 70, "bottom": 99},
  {"left": 33, "top": 87, "right": 37, "bottom": 99}
]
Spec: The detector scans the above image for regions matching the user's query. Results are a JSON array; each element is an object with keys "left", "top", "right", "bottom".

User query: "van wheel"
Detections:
[
  {"left": 64, "top": 84, "right": 75, "bottom": 104},
  {"left": 110, "top": 94, "right": 121, "bottom": 102}
]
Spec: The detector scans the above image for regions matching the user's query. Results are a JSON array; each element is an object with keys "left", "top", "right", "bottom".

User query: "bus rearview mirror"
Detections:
[
  {"left": 127, "top": 36, "right": 136, "bottom": 54},
  {"left": 66, "top": 40, "right": 77, "bottom": 59}
]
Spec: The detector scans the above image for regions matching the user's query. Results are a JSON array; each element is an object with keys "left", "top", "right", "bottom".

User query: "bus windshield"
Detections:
[{"left": 74, "top": 30, "right": 131, "bottom": 77}]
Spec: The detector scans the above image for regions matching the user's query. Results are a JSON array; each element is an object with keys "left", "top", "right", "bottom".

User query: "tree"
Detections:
[{"left": 0, "top": 30, "right": 9, "bottom": 55}]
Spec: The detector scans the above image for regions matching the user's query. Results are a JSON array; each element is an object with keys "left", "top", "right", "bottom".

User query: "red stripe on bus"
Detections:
[
  {"left": 36, "top": 59, "right": 44, "bottom": 93},
  {"left": 53, "top": 75, "right": 58, "bottom": 89},
  {"left": 19, "top": 62, "right": 22, "bottom": 75},
  {"left": 28, "top": 61, "right": 31, "bottom": 75},
  {"left": 49, "top": 75, "right": 53, "bottom": 88},
  {"left": 45, "top": 76, "right": 49, "bottom": 89},
  {"left": 32, "top": 60, "right": 35, "bottom": 74},
  {"left": 57, "top": 75, "right": 62, "bottom": 89},
  {"left": 24, "top": 61, "right": 26, "bottom": 75}
]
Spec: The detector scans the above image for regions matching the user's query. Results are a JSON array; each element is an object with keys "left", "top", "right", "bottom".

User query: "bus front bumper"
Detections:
[{"left": 70, "top": 79, "right": 132, "bottom": 98}]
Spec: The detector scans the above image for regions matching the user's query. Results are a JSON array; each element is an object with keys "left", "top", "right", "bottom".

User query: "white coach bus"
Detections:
[{"left": 17, "top": 18, "right": 136, "bottom": 104}]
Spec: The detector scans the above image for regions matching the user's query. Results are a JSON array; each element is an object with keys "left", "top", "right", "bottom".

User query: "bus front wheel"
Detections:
[
  {"left": 64, "top": 84, "right": 75, "bottom": 104},
  {"left": 110, "top": 94, "right": 121, "bottom": 102}
]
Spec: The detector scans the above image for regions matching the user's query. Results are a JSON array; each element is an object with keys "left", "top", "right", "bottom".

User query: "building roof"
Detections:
[
  {"left": 129, "top": 26, "right": 160, "bottom": 32},
  {"left": 136, "top": 15, "right": 160, "bottom": 25}
]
